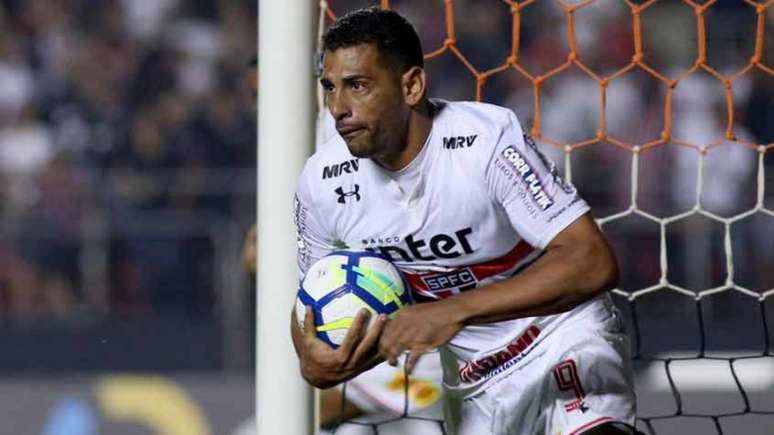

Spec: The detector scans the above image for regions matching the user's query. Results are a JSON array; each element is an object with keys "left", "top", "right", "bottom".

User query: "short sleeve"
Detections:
[
  {"left": 484, "top": 111, "right": 590, "bottom": 249},
  {"left": 295, "top": 167, "right": 335, "bottom": 279}
]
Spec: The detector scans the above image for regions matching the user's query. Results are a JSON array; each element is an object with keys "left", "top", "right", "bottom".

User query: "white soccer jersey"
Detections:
[{"left": 295, "top": 99, "right": 612, "bottom": 397}]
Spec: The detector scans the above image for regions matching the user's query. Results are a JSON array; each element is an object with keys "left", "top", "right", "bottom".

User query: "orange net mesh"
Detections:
[
  {"left": 325, "top": 0, "right": 772, "bottom": 152},
  {"left": 320, "top": 1, "right": 774, "bottom": 434}
]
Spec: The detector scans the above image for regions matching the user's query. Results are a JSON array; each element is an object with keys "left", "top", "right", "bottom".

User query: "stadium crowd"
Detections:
[
  {"left": 0, "top": 0, "right": 256, "bottom": 319},
  {"left": 0, "top": 0, "right": 770, "bottom": 366}
]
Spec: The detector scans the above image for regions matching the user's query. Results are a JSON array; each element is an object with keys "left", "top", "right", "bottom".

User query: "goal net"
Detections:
[{"left": 316, "top": 1, "right": 774, "bottom": 434}]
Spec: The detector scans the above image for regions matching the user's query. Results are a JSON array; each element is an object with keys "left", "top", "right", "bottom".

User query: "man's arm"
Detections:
[
  {"left": 379, "top": 212, "right": 618, "bottom": 368},
  {"left": 452, "top": 212, "right": 617, "bottom": 324},
  {"left": 242, "top": 226, "right": 370, "bottom": 417},
  {"left": 319, "top": 387, "right": 364, "bottom": 428},
  {"left": 291, "top": 165, "right": 390, "bottom": 387}
]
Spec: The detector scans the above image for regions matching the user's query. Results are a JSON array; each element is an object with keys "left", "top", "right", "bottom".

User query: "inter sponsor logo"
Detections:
[
  {"left": 322, "top": 159, "right": 359, "bottom": 179},
  {"left": 364, "top": 227, "right": 474, "bottom": 263},
  {"left": 501, "top": 146, "right": 554, "bottom": 211},
  {"left": 442, "top": 135, "right": 477, "bottom": 150}
]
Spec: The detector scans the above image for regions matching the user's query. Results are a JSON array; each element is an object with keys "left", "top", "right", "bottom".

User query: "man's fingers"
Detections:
[
  {"left": 303, "top": 306, "right": 316, "bottom": 339},
  {"left": 378, "top": 320, "right": 406, "bottom": 367},
  {"left": 337, "top": 308, "right": 370, "bottom": 358},
  {"left": 380, "top": 337, "right": 402, "bottom": 367},
  {"left": 405, "top": 350, "right": 423, "bottom": 375},
  {"left": 347, "top": 313, "right": 387, "bottom": 367}
]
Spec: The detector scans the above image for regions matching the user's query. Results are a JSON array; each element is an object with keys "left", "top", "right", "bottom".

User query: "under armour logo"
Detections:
[{"left": 335, "top": 184, "right": 361, "bottom": 203}]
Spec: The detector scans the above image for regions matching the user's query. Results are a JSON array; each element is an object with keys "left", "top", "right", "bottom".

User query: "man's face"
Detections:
[{"left": 320, "top": 44, "right": 408, "bottom": 159}]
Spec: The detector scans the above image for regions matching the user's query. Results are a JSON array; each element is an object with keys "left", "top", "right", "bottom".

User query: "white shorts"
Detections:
[{"left": 446, "top": 311, "right": 636, "bottom": 435}]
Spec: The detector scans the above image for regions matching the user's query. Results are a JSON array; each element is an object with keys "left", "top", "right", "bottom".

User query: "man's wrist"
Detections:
[
  {"left": 302, "top": 365, "right": 348, "bottom": 389},
  {"left": 440, "top": 296, "right": 474, "bottom": 327}
]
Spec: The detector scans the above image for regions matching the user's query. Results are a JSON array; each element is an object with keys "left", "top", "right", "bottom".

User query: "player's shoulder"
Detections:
[
  {"left": 435, "top": 99, "right": 518, "bottom": 134},
  {"left": 431, "top": 99, "right": 523, "bottom": 174}
]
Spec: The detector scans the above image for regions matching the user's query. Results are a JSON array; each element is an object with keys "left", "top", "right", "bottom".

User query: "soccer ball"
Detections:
[{"left": 296, "top": 250, "right": 410, "bottom": 348}]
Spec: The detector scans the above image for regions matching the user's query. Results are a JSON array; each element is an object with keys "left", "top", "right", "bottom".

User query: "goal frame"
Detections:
[{"left": 256, "top": 1, "right": 318, "bottom": 434}]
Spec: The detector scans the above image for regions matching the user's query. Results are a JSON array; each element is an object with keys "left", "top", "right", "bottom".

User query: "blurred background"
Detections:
[
  {"left": 0, "top": 0, "right": 772, "bottom": 433},
  {"left": 0, "top": 0, "right": 256, "bottom": 433}
]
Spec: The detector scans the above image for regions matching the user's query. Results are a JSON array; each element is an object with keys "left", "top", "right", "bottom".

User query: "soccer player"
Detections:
[
  {"left": 244, "top": 55, "right": 444, "bottom": 433},
  {"left": 291, "top": 7, "right": 638, "bottom": 435}
]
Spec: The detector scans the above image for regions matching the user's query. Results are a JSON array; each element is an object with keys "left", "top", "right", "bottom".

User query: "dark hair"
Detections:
[{"left": 322, "top": 7, "right": 424, "bottom": 72}]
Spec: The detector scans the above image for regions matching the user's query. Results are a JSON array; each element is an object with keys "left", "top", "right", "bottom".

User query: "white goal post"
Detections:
[{"left": 256, "top": 1, "right": 317, "bottom": 434}]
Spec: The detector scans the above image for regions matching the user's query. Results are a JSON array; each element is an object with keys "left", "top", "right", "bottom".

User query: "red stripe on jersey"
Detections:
[{"left": 403, "top": 240, "right": 534, "bottom": 300}]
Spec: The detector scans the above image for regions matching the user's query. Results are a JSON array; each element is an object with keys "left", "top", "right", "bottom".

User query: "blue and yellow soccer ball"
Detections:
[{"left": 296, "top": 251, "right": 410, "bottom": 348}]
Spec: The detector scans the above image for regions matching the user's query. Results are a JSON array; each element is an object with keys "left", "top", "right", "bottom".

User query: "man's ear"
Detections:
[{"left": 402, "top": 66, "right": 426, "bottom": 106}]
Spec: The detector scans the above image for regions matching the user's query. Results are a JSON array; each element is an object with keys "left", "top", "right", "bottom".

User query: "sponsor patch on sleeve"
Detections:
[
  {"left": 500, "top": 146, "right": 555, "bottom": 211},
  {"left": 293, "top": 194, "right": 312, "bottom": 269}
]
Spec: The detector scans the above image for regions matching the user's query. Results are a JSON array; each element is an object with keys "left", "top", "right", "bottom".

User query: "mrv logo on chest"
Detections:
[
  {"left": 322, "top": 159, "right": 359, "bottom": 179},
  {"left": 443, "top": 135, "right": 477, "bottom": 149}
]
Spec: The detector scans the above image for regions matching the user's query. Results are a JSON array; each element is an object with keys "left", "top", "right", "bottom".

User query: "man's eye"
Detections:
[{"left": 352, "top": 82, "right": 365, "bottom": 91}]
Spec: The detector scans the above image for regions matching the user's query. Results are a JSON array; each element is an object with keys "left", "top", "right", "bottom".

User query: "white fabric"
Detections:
[
  {"left": 446, "top": 302, "right": 636, "bottom": 435},
  {"left": 295, "top": 99, "right": 611, "bottom": 400},
  {"left": 344, "top": 357, "right": 444, "bottom": 416}
]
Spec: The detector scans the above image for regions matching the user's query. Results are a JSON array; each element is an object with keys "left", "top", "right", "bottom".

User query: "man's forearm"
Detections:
[
  {"left": 444, "top": 231, "right": 618, "bottom": 326},
  {"left": 319, "top": 388, "right": 364, "bottom": 428},
  {"left": 290, "top": 312, "right": 305, "bottom": 359}
]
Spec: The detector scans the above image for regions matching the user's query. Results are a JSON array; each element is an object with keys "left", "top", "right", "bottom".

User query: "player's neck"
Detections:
[{"left": 376, "top": 101, "right": 433, "bottom": 171}]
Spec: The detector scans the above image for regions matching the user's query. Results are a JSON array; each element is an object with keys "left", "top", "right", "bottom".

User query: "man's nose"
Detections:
[{"left": 328, "top": 91, "right": 351, "bottom": 121}]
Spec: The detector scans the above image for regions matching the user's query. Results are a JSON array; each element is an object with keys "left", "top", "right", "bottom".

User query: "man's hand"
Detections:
[
  {"left": 243, "top": 224, "right": 256, "bottom": 275},
  {"left": 379, "top": 301, "right": 463, "bottom": 374},
  {"left": 292, "top": 306, "right": 387, "bottom": 389}
]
